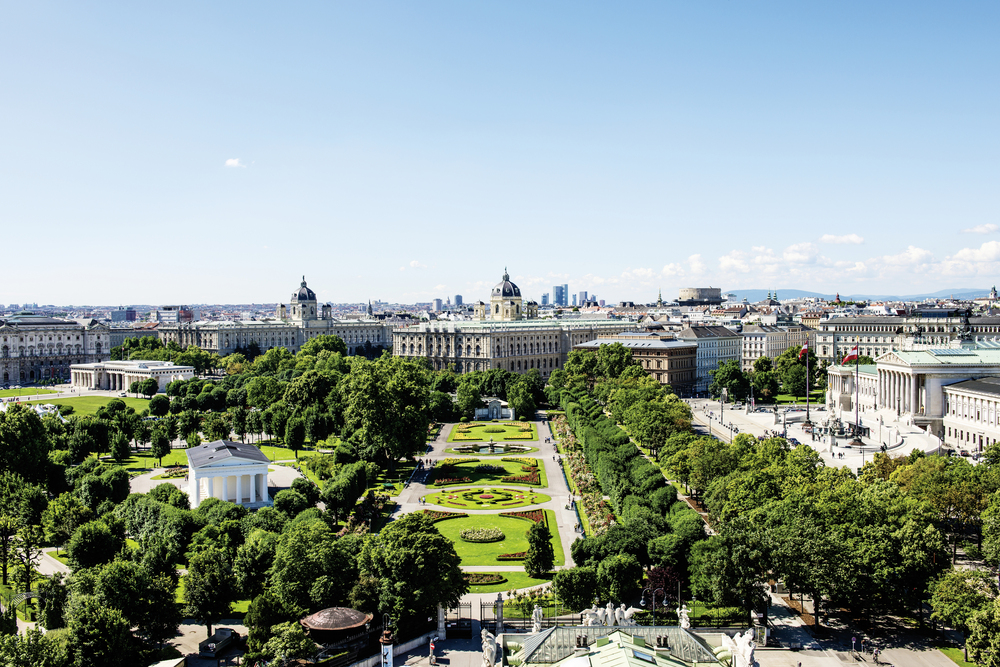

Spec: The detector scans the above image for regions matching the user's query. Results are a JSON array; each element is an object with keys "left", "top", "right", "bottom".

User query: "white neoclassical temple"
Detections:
[
  {"left": 186, "top": 440, "right": 271, "bottom": 509},
  {"left": 70, "top": 359, "right": 194, "bottom": 393}
]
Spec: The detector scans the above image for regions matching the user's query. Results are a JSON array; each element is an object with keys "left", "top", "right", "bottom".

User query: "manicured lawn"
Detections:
[
  {"left": 770, "top": 390, "right": 824, "bottom": 405},
  {"left": 117, "top": 448, "right": 191, "bottom": 472},
  {"left": 466, "top": 571, "right": 553, "bottom": 594},
  {"left": 937, "top": 646, "right": 977, "bottom": 667},
  {"left": 425, "top": 487, "right": 551, "bottom": 510},
  {"left": 434, "top": 511, "right": 563, "bottom": 567},
  {"left": 0, "top": 387, "right": 57, "bottom": 398},
  {"left": 448, "top": 422, "right": 538, "bottom": 443},
  {"left": 429, "top": 458, "right": 547, "bottom": 488},
  {"left": 26, "top": 395, "right": 151, "bottom": 415}
]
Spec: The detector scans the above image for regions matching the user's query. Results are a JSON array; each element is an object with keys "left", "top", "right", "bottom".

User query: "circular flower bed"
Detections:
[
  {"left": 479, "top": 495, "right": 495, "bottom": 499},
  {"left": 460, "top": 527, "right": 505, "bottom": 543}
]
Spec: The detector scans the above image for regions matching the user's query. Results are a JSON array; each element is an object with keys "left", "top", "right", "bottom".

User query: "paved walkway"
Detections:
[{"left": 686, "top": 399, "right": 942, "bottom": 470}]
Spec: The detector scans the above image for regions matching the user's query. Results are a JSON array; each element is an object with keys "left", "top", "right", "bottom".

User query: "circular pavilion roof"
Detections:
[{"left": 300, "top": 607, "right": 373, "bottom": 632}]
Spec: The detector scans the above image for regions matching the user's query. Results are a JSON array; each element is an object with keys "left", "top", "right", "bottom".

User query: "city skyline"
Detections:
[{"left": 2, "top": 2, "right": 997, "bottom": 304}]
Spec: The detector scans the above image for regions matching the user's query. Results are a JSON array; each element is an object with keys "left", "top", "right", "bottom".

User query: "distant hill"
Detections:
[{"left": 726, "top": 288, "right": 990, "bottom": 302}]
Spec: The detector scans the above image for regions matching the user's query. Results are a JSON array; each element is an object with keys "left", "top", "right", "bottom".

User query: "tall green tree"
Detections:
[
  {"left": 523, "top": 521, "right": 555, "bottom": 577},
  {"left": 931, "top": 569, "right": 998, "bottom": 661},
  {"left": 359, "top": 512, "right": 467, "bottom": 634},
  {"left": 342, "top": 356, "right": 430, "bottom": 473},
  {"left": 184, "top": 547, "right": 235, "bottom": 637}
]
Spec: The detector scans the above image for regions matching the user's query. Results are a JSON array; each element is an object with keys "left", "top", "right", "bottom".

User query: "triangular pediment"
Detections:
[{"left": 875, "top": 351, "right": 907, "bottom": 365}]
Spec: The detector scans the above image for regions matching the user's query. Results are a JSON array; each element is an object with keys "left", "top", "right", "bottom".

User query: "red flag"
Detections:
[
  {"left": 842, "top": 345, "right": 859, "bottom": 364},
  {"left": 798, "top": 343, "right": 809, "bottom": 360}
]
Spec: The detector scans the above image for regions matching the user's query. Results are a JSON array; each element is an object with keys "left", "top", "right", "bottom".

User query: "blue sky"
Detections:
[{"left": 1, "top": 2, "right": 997, "bottom": 306}]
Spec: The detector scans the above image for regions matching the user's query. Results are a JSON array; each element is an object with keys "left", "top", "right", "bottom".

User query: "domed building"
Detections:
[
  {"left": 394, "top": 268, "right": 635, "bottom": 375},
  {"left": 158, "top": 276, "right": 392, "bottom": 358},
  {"left": 474, "top": 269, "right": 538, "bottom": 322}
]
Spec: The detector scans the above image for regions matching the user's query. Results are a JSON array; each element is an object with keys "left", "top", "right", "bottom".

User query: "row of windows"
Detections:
[{"left": 2, "top": 334, "right": 84, "bottom": 342}]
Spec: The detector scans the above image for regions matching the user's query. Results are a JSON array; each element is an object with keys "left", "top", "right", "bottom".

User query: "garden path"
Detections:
[{"left": 394, "top": 413, "right": 578, "bottom": 597}]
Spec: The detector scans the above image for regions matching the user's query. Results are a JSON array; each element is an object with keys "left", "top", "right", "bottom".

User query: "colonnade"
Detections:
[
  {"left": 193, "top": 471, "right": 268, "bottom": 507},
  {"left": 70, "top": 370, "right": 157, "bottom": 392},
  {"left": 879, "top": 369, "right": 920, "bottom": 415}
]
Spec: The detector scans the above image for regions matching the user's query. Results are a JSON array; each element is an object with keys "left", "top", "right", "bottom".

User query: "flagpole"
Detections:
[
  {"left": 851, "top": 346, "right": 864, "bottom": 449},
  {"left": 804, "top": 345, "right": 811, "bottom": 427}
]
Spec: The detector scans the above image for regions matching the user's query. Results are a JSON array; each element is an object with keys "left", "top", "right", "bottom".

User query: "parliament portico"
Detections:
[{"left": 827, "top": 343, "right": 1000, "bottom": 438}]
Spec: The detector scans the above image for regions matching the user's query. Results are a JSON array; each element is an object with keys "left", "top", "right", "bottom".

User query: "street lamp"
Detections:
[{"left": 640, "top": 586, "right": 666, "bottom": 626}]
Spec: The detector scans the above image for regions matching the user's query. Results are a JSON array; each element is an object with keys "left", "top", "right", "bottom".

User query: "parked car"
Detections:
[{"left": 117, "top": 392, "right": 127, "bottom": 397}]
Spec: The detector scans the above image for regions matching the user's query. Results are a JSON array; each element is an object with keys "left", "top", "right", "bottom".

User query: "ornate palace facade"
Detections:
[
  {"left": 393, "top": 271, "right": 636, "bottom": 375},
  {"left": 158, "top": 278, "right": 392, "bottom": 357},
  {"left": 0, "top": 312, "right": 110, "bottom": 384}
]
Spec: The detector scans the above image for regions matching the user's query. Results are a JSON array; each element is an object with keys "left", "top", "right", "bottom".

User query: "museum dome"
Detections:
[
  {"left": 491, "top": 269, "right": 521, "bottom": 299},
  {"left": 293, "top": 276, "right": 317, "bottom": 302}
]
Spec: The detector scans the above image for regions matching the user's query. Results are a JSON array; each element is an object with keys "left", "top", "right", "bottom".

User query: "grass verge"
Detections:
[
  {"left": 435, "top": 514, "right": 564, "bottom": 567},
  {"left": 26, "top": 395, "right": 150, "bottom": 415},
  {"left": 467, "top": 571, "right": 552, "bottom": 594}
]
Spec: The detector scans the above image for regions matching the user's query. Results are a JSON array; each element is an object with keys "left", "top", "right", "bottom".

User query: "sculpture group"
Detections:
[
  {"left": 481, "top": 628, "right": 498, "bottom": 667},
  {"left": 581, "top": 602, "right": 638, "bottom": 627},
  {"left": 719, "top": 629, "right": 757, "bottom": 667}
]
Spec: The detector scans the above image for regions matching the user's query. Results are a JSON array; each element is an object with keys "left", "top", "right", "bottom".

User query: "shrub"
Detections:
[
  {"left": 460, "top": 527, "right": 505, "bottom": 543},
  {"left": 464, "top": 572, "right": 507, "bottom": 585},
  {"left": 497, "top": 552, "right": 527, "bottom": 561},
  {"left": 483, "top": 427, "right": 505, "bottom": 433}
]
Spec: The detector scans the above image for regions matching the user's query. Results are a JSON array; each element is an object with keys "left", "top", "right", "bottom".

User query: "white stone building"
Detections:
[
  {"left": 70, "top": 359, "right": 194, "bottom": 393},
  {"left": 942, "top": 378, "right": 1000, "bottom": 453},
  {"left": 741, "top": 325, "right": 815, "bottom": 371},
  {"left": 0, "top": 312, "right": 109, "bottom": 384},
  {"left": 186, "top": 440, "right": 271, "bottom": 509}
]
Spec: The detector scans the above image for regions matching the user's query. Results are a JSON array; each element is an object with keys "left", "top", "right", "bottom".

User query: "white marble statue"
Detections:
[
  {"left": 676, "top": 604, "right": 691, "bottom": 629},
  {"left": 605, "top": 602, "right": 616, "bottom": 625},
  {"left": 531, "top": 605, "right": 543, "bottom": 633},
  {"left": 720, "top": 629, "right": 757, "bottom": 667},
  {"left": 581, "top": 609, "right": 600, "bottom": 626},
  {"left": 481, "top": 628, "right": 497, "bottom": 667}
]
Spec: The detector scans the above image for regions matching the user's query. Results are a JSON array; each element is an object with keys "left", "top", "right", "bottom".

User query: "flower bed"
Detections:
[
  {"left": 500, "top": 510, "right": 545, "bottom": 524},
  {"left": 434, "top": 477, "right": 472, "bottom": 485},
  {"left": 502, "top": 457, "right": 539, "bottom": 467},
  {"left": 497, "top": 552, "right": 527, "bottom": 561},
  {"left": 464, "top": 572, "right": 507, "bottom": 585},
  {"left": 460, "top": 527, "right": 505, "bottom": 543},
  {"left": 483, "top": 426, "right": 506, "bottom": 433},
  {"left": 474, "top": 464, "right": 505, "bottom": 474},
  {"left": 422, "top": 510, "right": 468, "bottom": 523},
  {"left": 439, "top": 457, "right": 478, "bottom": 466},
  {"left": 502, "top": 472, "right": 540, "bottom": 484},
  {"left": 503, "top": 434, "right": 535, "bottom": 440}
]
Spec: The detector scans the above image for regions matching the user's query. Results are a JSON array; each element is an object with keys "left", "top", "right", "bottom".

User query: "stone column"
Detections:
[
  {"left": 250, "top": 474, "right": 257, "bottom": 503},
  {"left": 237, "top": 475, "right": 244, "bottom": 504},
  {"left": 193, "top": 472, "right": 201, "bottom": 506},
  {"left": 259, "top": 473, "right": 268, "bottom": 503},
  {"left": 208, "top": 476, "right": 214, "bottom": 500}
]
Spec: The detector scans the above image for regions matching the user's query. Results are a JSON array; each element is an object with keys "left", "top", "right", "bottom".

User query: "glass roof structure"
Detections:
[{"left": 518, "top": 627, "right": 719, "bottom": 666}]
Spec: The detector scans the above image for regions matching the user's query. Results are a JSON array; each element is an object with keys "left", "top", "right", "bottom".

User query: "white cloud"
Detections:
[
  {"left": 225, "top": 158, "right": 245, "bottom": 168},
  {"left": 661, "top": 263, "right": 685, "bottom": 277},
  {"left": 949, "top": 241, "right": 1000, "bottom": 263},
  {"left": 820, "top": 233, "right": 864, "bottom": 245},
  {"left": 879, "top": 245, "right": 934, "bottom": 267},
  {"left": 962, "top": 224, "right": 999, "bottom": 234},
  {"left": 783, "top": 242, "right": 818, "bottom": 264},
  {"left": 409, "top": 260, "right": 427, "bottom": 269},
  {"left": 434, "top": 284, "right": 446, "bottom": 291},
  {"left": 718, "top": 250, "right": 750, "bottom": 273},
  {"left": 688, "top": 254, "right": 706, "bottom": 274}
]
